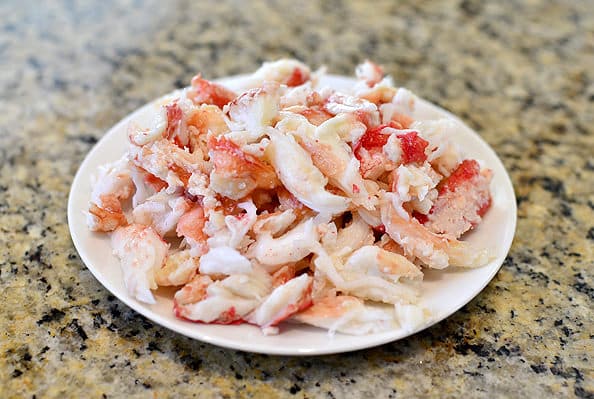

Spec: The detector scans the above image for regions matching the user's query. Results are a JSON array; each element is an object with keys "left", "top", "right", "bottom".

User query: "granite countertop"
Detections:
[{"left": 1, "top": 0, "right": 592, "bottom": 397}]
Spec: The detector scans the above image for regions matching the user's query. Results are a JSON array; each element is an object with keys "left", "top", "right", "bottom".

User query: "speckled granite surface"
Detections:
[{"left": 1, "top": 0, "right": 592, "bottom": 397}]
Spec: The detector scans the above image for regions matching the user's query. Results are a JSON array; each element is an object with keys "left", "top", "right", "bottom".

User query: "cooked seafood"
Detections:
[{"left": 88, "top": 59, "right": 493, "bottom": 336}]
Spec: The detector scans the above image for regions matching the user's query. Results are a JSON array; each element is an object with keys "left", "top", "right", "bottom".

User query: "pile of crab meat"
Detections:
[{"left": 88, "top": 59, "right": 493, "bottom": 336}]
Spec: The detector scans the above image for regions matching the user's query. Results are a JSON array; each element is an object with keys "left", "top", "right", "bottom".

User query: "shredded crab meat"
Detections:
[
  {"left": 266, "top": 127, "right": 350, "bottom": 215},
  {"left": 247, "top": 274, "right": 313, "bottom": 333},
  {"left": 111, "top": 224, "right": 169, "bottom": 304},
  {"left": 87, "top": 158, "right": 134, "bottom": 232},
  {"left": 155, "top": 249, "right": 199, "bottom": 287},
  {"left": 90, "top": 59, "right": 495, "bottom": 335},
  {"left": 238, "top": 59, "right": 312, "bottom": 90},
  {"left": 292, "top": 295, "right": 397, "bottom": 336},
  {"left": 132, "top": 191, "right": 190, "bottom": 237}
]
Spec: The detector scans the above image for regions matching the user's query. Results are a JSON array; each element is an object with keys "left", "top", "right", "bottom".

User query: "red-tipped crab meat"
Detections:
[
  {"left": 381, "top": 201, "right": 491, "bottom": 269},
  {"left": 247, "top": 274, "right": 313, "bottom": 334},
  {"left": 243, "top": 59, "right": 311, "bottom": 89},
  {"left": 187, "top": 75, "right": 237, "bottom": 108},
  {"left": 173, "top": 268, "right": 272, "bottom": 324},
  {"left": 130, "top": 139, "right": 208, "bottom": 191},
  {"left": 132, "top": 191, "right": 191, "bottom": 237},
  {"left": 176, "top": 205, "right": 209, "bottom": 256},
  {"left": 87, "top": 158, "right": 134, "bottom": 232},
  {"left": 292, "top": 295, "right": 397, "bottom": 335},
  {"left": 208, "top": 136, "right": 279, "bottom": 200},
  {"left": 424, "top": 159, "right": 493, "bottom": 238}
]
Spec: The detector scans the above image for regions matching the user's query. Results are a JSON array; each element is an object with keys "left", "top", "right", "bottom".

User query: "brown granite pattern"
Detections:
[{"left": 0, "top": 0, "right": 592, "bottom": 398}]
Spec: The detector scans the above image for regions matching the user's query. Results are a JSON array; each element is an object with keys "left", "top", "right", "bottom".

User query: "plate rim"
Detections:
[{"left": 67, "top": 74, "right": 517, "bottom": 355}]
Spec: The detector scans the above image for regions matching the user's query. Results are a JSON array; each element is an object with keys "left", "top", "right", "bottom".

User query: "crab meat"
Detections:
[
  {"left": 199, "top": 246, "right": 253, "bottom": 276},
  {"left": 251, "top": 217, "right": 320, "bottom": 272},
  {"left": 128, "top": 107, "right": 168, "bottom": 146},
  {"left": 155, "top": 249, "right": 199, "bottom": 286},
  {"left": 187, "top": 75, "right": 237, "bottom": 108},
  {"left": 240, "top": 59, "right": 311, "bottom": 89},
  {"left": 312, "top": 246, "right": 420, "bottom": 305},
  {"left": 425, "top": 160, "right": 493, "bottom": 238},
  {"left": 381, "top": 201, "right": 491, "bottom": 269},
  {"left": 130, "top": 139, "right": 207, "bottom": 191},
  {"left": 132, "top": 191, "right": 190, "bottom": 237},
  {"left": 410, "top": 119, "right": 461, "bottom": 176},
  {"left": 186, "top": 104, "right": 230, "bottom": 154},
  {"left": 87, "top": 158, "right": 134, "bottom": 232},
  {"left": 355, "top": 60, "right": 385, "bottom": 87},
  {"left": 252, "top": 209, "right": 297, "bottom": 237},
  {"left": 247, "top": 274, "right": 313, "bottom": 333},
  {"left": 323, "top": 212, "right": 374, "bottom": 258},
  {"left": 208, "top": 136, "right": 278, "bottom": 200},
  {"left": 282, "top": 113, "right": 375, "bottom": 209},
  {"left": 266, "top": 127, "right": 350, "bottom": 215},
  {"left": 176, "top": 205, "right": 208, "bottom": 256},
  {"left": 292, "top": 295, "right": 397, "bottom": 336},
  {"left": 338, "top": 246, "right": 422, "bottom": 304},
  {"left": 111, "top": 224, "right": 169, "bottom": 304},
  {"left": 225, "top": 82, "right": 281, "bottom": 143},
  {"left": 174, "top": 268, "right": 272, "bottom": 324},
  {"left": 390, "top": 163, "right": 441, "bottom": 219}
]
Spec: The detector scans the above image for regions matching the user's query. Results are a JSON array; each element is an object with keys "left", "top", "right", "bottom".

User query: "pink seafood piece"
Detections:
[
  {"left": 285, "top": 66, "right": 310, "bottom": 87},
  {"left": 173, "top": 275, "right": 246, "bottom": 325},
  {"left": 208, "top": 136, "right": 279, "bottom": 199},
  {"left": 188, "top": 75, "right": 237, "bottom": 108},
  {"left": 176, "top": 205, "right": 208, "bottom": 243},
  {"left": 247, "top": 274, "right": 313, "bottom": 331},
  {"left": 425, "top": 160, "right": 493, "bottom": 238}
]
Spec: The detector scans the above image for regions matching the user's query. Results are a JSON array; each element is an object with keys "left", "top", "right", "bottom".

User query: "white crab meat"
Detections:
[
  {"left": 323, "top": 213, "right": 374, "bottom": 258},
  {"left": 252, "top": 209, "right": 297, "bottom": 237},
  {"left": 225, "top": 82, "right": 281, "bottom": 143},
  {"left": 199, "top": 246, "right": 253, "bottom": 275},
  {"left": 129, "top": 139, "right": 207, "bottom": 192},
  {"left": 355, "top": 60, "right": 385, "bottom": 86},
  {"left": 127, "top": 107, "right": 168, "bottom": 146},
  {"left": 132, "top": 191, "right": 190, "bottom": 237},
  {"left": 266, "top": 127, "right": 350, "bottom": 215},
  {"left": 129, "top": 166, "right": 158, "bottom": 208},
  {"left": 187, "top": 172, "right": 219, "bottom": 210},
  {"left": 239, "top": 59, "right": 311, "bottom": 90},
  {"left": 90, "top": 158, "right": 134, "bottom": 207},
  {"left": 224, "top": 200, "right": 258, "bottom": 249},
  {"left": 390, "top": 163, "right": 441, "bottom": 219},
  {"left": 390, "top": 87, "right": 417, "bottom": 117},
  {"left": 280, "top": 81, "right": 315, "bottom": 108},
  {"left": 111, "top": 224, "right": 169, "bottom": 304},
  {"left": 343, "top": 246, "right": 423, "bottom": 282},
  {"left": 251, "top": 217, "right": 320, "bottom": 272},
  {"left": 87, "top": 157, "right": 135, "bottom": 232},
  {"left": 411, "top": 119, "right": 462, "bottom": 176},
  {"left": 292, "top": 295, "right": 397, "bottom": 336},
  {"left": 155, "top": 249, "right": 199, "bottom": 286},
  {"left": 247, "top": 274, "right": 313, "bottom": 331},
  {"left": 381, "top": 202, "right": 491, "bottom": 269},
  {"left": 200, "top": 202, "right": 257, "bottom": 251},
  {"left": 174, "top": 268, "right": 272, "bottom": 323},
  {"left": 312, "top": 245, "right": 420, "bottom": 305},
  {"left": 324, "top": 92, "right": 377, "bottom": 116},
  {"left": 283, "top": 113, "right": 375, "bottom": 209},
  {"left": 338, "top": 246, "right": 422, "bottom": 304}
]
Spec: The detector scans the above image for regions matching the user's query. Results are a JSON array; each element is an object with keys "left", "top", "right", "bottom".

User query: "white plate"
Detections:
[{"left": 68, "top": 75, "right": 516, "bottom": 355}]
